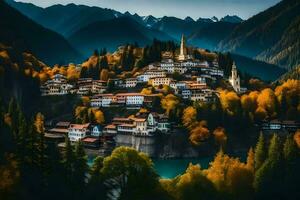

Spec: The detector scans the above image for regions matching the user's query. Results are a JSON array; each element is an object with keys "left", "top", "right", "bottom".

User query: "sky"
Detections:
[{"left": 15, "top": 0, "right": 281, "bottom": 20}]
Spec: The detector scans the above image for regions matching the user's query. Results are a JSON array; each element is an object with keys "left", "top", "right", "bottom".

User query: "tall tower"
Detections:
[
  {"left": 229, "top": 62, "right": 240, "bottom": 93},
  {"left": 178, "top": 34, "right": 188, "bottom": 61}
]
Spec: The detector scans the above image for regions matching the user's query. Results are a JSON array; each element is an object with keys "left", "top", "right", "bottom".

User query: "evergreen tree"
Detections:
[
  {"left": 63, "top": 138, "right": 75, "bottom": 185},
  {"left": 87, "top": 156, "right": 107, "bottom": 200},
  {"left": 254, "top": 133, "right": 266, "bottom": 170},
  {"left": 283, "top": 135, "right": 300, "bottom": 199},
  {"left": 254, "top": 134, "right": 284, "bottom": 199},
  {"left": 100, "top": 56, "right": 109, "bottom": 70},
  {"left": 246, "top": 147, "right": 255, "bottom": 172},
  {"left": 73, "top": 141, "right": 88, "bottom": 194}
]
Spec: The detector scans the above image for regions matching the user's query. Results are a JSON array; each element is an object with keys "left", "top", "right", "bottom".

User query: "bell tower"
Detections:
[
  {"left": 229, "top": 62, "right": 240, "bottom": 93},
  {"left": 178, "top": 34, "right": 188, "bottom": 61}
]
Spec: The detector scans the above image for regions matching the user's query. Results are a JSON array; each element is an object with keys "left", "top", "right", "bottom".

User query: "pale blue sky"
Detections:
[{"left": 15, "top": 0, "right": 281, "bottom": 19}]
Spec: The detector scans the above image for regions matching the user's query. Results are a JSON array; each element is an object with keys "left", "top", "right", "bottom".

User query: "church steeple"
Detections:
[
  {"left": 178, "top": 34, "right": 188, "bottom": 61},
  {"left": 229, "top": 62, "right": 241, "bottom": 93}
]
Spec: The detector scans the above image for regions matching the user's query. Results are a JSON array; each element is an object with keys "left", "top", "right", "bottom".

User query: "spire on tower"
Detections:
[{"left": 179, "top": 34, "right": 187, "bottom": 61}]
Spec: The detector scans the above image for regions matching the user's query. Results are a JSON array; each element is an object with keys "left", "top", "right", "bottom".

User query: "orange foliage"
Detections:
[
  {"left": 204, "top": 151, "right": 253, "bottom": 194},
  {"left": 182, "top": 106, "right": 197, "bottom": 129},
  {"left": 256, "top": 88, "right": 277, "bottom": 118},
  {"left": 161, "top": 94, "right": 179, "bottom": 116},
  {"left": 219, "top": 90, "right": 240, "bottom": 115},
  {"left": 189, "top": 121, "right": 210, "bottom": 145},
  {"left": 294, "top": 130, "right": 300, "bottom": 148},
  {"left": 213, "top": 127, "right": 227, "bottom": 147}
]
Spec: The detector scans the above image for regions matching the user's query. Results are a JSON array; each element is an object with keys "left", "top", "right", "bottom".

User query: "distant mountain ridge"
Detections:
[
  {"left": 68, "top": 17, "right": 173, "bottom": 56},
  {"left": 218, "top": 0, "right": 300, "bottom": 69},
  {"left": 5, "top": 0, "right": 299, "bottom": 75},
  {"left": 0, "top": 1, "right": 82, "bottom": 65}
]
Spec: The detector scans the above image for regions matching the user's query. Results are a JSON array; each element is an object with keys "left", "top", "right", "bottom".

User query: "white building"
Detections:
[
  {"left": 124, "top": 93, "right": 144, "bottom": 106},
  {"left": 149, "top": 77, "right": 172, "bottom": 86},
  {"left": 229, "top": 63, "right": 241, "bottom": 93},
  {"left": 40, "top": 74, "right": 74, "bottom": 96},
  {"left": 68, "top": 123, "right": 90, "bottom": 142},
  {"left": 137, "top": 69, "right": 166, "bottom": 82},
  {"left": 90, "top": 94, "right": 114, "bottom": 107},
  {"left": 91, "top": 125, "right": 102, "bottom": 137},
  {"left": 125, "top": 78, "right": 137, "bottom": 88}
]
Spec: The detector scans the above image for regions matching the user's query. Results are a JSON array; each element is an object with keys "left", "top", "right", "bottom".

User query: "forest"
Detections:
[{"left": 0, "top": 99, "right": 299, "bottom": 200}]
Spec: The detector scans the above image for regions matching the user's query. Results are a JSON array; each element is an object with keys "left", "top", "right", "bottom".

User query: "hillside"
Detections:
[
  {"left": 257, "top": 16, "right": 300, "bottom": 69},
  {"left": 152, "top": 16, "right": 209, "bottom": 39},
  {"left": 68, "top": 17, "right": 173, "bottom": 57},
  {"left": 189, "top": 22, "right": 238, "bottom": 50},
  {"left": 6, "top": 0, "right": 121, "bottom": 37},
  {"left": 218, "top": 0, "right": 300, "bottom": 69},
  {"left": 275, "top": 65, "right": 300, "bottom": 84},
  {"left": 231, "top": 54, "right": 286, "bottom": 81},
  {"left": 0, "top": 1, "right": 82, "bottom": 65}
]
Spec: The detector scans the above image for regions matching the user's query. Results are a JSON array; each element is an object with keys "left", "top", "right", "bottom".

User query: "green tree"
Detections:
[
  {"left": 254, "top": 134, "right": 284, "bottom": 199},
  {"left": 87, "top": 156, "right": 107, "bottom": 200},
  {"left": 73, "top": 141, "right": 88, "bottom": 192},
  {"left": 283, "top": 135, "right": 300, "bottom": 199},
  {"left": 101, "top": 147, "right": 160, "bottom": 200},
  {"left": 254, "top": 133, "right": 266, "bottom": 170},
  {"left": 63, "top": 138, "right": 75, "bottom": 185}
]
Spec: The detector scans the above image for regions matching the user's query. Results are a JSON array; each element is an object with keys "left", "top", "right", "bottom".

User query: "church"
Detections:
[
  {"left": 178, "top": 34, "right": 193, "bottom": 61},
  {"left": 229, "top": 62, "right": 243, "bottom": 93}
]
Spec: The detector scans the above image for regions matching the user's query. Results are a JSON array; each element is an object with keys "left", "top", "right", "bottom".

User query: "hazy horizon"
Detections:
[{"left": 14, "top": 0, "right": 281, "bottom": 20}]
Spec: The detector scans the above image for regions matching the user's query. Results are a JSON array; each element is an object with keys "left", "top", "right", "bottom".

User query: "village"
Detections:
[{"left": 40, "top": 35, "right": 299, "bottom": 157}]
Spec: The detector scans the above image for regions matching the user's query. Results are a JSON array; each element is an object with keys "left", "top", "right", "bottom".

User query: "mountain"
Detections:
[
  {"left": 257, "top": 16, "right": 300, "bottom": 69},
  {"left": 231, "top": 54, "right": 286, "bottom": 81},
  {"left": 211, "top": 16, "right": 219, "bottom": 22},
  {"left": 152, "top": 16, "right": 209, "bottom": 40},
  {"left": 275, "top": 65, "right": 300, "bottom": 83},
  {"left": 184, "top": 16, "right": 195, "bottom": 22},
  {"left": 143, "top": 15, "right": 159, "bottom": 27},
  {"left": 6, "top": 0, "right": 121, "bottom": 37},
  {"left": 197, "top": 18, "right": 214, "bottom": 23},
  {"left": 188, "top": 22, "right": 239, "bottom": 50},
  {"left": 220, "top": 15, "right": 243, "bottom": 23},
  {"left": 218, "top": 0, "right": 300, "bottom": 69},
  {"left": 68, "top": 17, "right": 173, "bottom": 56},
  {"left": 0, "top": 1, "right": 81, "bottom": 65}
]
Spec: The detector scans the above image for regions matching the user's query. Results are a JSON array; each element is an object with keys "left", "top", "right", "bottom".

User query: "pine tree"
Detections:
[
  {"left": 254, "top": 133, "right": 266, "bottom": 170},
  {"left": 90, "top": 156, "right": 104, "bottom": 182},
  {"left": 254, "top": 134, "right": 284, "bottom": 199},
  {"left": 64, "top": 138, "right": 75, "bottom": 184},
  {"left": 73, "top": 141, "right": 88, "bottom": 193},
  {"left": 246, "top": 147, "right": 255, "bottom": 172},
  {"left": 283, "top": 135, "right": 300, "bottom": 199}
]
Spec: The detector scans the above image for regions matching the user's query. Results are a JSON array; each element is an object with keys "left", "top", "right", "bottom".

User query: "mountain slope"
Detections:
[
  {"left": 6, "top": 1, "right": 121, "bottom": 37},
  {"left": 152, "top": 16, "right": 209, "bottom": 39},
  {"left": 231, "top": 54, "right": 286, "bottom": 81},
  {"left": 257, "top": 16, "right": 300, "bottom": 69},
  {"left": 218, "top": 0, "right": 300, "bottom": 69},
  {"left": 275, "top": 65, "right": 300, "bottom": 84},
  {"left": 0, "top": 1, "right": 81, "bottom": 65},
  {"left": 189, "top": 22, "right": 238, "bottom": 50},
  {"left": 68, "top": 17, "right": 173, "bottom": 56}
]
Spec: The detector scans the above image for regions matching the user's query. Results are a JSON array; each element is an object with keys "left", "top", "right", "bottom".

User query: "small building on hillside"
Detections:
[
  {"left": 68, "top": 123, "right": 91, "bottom": 142},
  {"left": 149, "top": 77, "right": 172, "bottom": 86}
]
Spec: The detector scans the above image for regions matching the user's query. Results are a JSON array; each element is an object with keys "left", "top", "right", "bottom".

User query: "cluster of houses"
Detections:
[
  {"left": 40, "top": 75, "right": 107, "bottom": 96},
  {"left": 90, "top": 93, "right": 159, "bottom": 108},
  {"left": 45, "top": 110, "right": 171, "bottom": 155},
  {"left": 103, "top": 111, "right": 171, "bottom": 136},
  {"left": 45, "top": 121, "right": 106, "bottom": 148}
]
